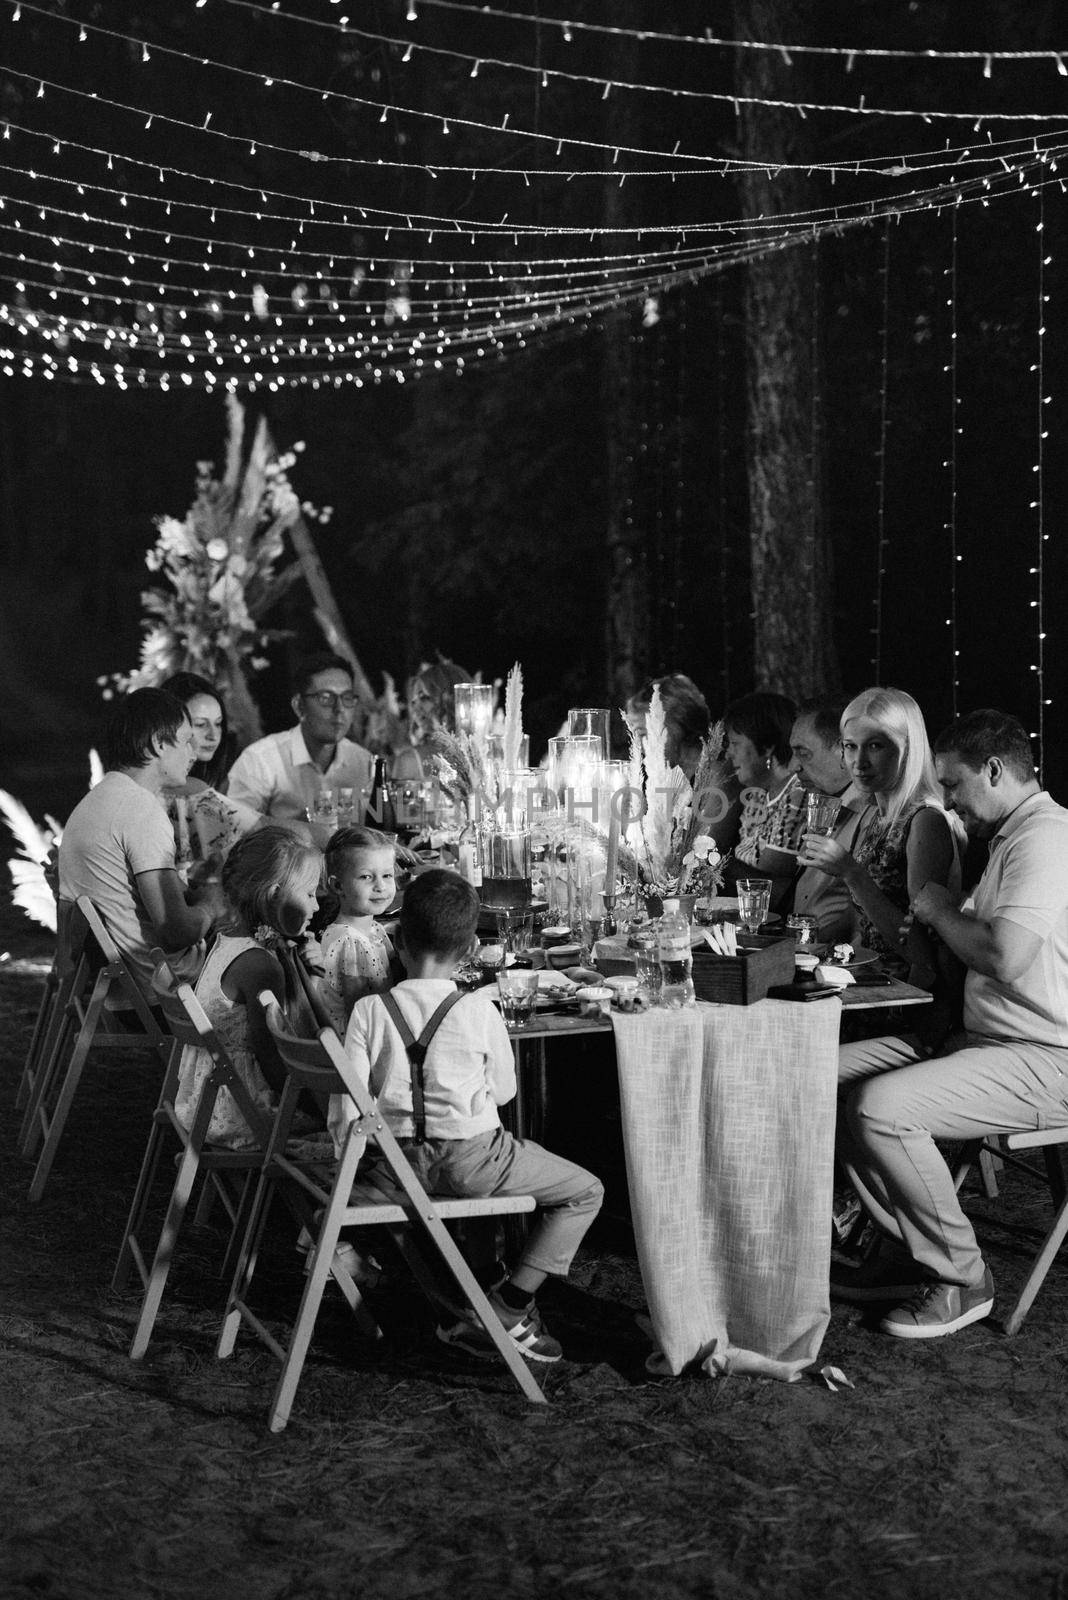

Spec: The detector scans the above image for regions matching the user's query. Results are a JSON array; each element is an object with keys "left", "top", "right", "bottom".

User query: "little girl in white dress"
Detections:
[
  {"left": 318, "top": 826, "right": 399, "bottom": 1034},
  {"left": 174, "top": 825, "right": 323, "bottom": 1149}
]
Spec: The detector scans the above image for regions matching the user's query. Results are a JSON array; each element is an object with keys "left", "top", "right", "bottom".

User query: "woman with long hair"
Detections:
[
  {"left": 160, "top": 672, "right": 261, "bottom": 872},
  {"left": 799, "top": 686, "right": 964, "bottom": 992}
]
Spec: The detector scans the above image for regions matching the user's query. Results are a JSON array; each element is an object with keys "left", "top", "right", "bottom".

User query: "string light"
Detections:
[
  {"left": 214, "top": 0, "right": 1068, "bottom": 73},
  {"left": 943, "top": 207, "right": 961, "bottom": 715},
  {"left": 1030, "top": 185, "right": 1050, "bottom": 776},
  {"left": 872, "top": 219, "right": 891, "bottom": 682}
]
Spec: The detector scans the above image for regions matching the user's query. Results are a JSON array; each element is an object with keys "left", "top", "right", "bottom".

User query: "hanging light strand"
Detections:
[
  {"left": 872, "top": 218, "right": 891, "bottom": 682},
  {"left": 944, "top": 206, "right": 961, "bottom": 716},
  {"left": 1031, "top": 184, "right": 1049, "bottom": 778}
]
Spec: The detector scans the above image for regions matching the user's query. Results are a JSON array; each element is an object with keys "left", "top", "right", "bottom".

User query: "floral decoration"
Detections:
[{"left": 100, "top": 396, "right": 332, "bottom": 747}]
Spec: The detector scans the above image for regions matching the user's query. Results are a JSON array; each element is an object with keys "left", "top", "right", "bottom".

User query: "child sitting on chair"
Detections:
[
  {"left": 317, "top": 826, "right": 401, "bottom": 1033},
  {"left": 334, "top": 868, "right": 604, "bottom": 1365},
  {"left": 174, "top": 826, "right": 323, "bottom": 1149}
]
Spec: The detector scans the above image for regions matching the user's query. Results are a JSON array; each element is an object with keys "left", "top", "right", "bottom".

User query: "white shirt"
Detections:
[
  {"left": 963, "top": 791, "right": 1068, "bottom": 1047},
  {"left": 226, "top": 724, "right": 373, "bottom": 830},
  {"left": 329, "top": 979, "right": 515, "bottom": 1152}
]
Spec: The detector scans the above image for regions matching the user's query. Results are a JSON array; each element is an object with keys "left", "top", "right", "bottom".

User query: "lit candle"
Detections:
[{"left": 604, "top": 801, "right": 621, "bottom": 901}]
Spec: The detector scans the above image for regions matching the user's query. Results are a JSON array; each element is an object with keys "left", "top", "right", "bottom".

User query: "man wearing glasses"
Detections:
[{"left": 227, "top": 653, "right": 373, "bottom": 837}]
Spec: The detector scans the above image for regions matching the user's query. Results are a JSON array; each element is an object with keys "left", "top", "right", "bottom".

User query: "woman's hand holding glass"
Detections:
[{"left": 798, "top": 832, "right": 853, "bottom": 876}]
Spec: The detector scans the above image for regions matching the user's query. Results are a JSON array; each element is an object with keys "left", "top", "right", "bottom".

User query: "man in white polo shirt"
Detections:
[
  {"left": 226, "top": 653, "right": 373, "bottom": 836},
  {"left": 835, "top": 709, "right": 1068, "bottom": 1339}
]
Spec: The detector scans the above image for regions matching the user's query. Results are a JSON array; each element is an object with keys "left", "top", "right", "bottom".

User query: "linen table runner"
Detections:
[{"left": 611, "top": 999, "right": 840, "bottom": 1382}]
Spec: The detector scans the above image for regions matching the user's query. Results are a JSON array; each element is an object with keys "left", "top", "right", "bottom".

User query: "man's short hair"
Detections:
[
  {"left": 400, "top": 869, "right": 480, "bottom": 961},
  {"left": 103, "top": 688, "right": 189, "bottom": 771},
  {"left": 292, "top": 653, "right": 355, "bottom": 698},
  {"left": 795, "top": 697, "right": 848, "bottom": 748},
  {"left": 933, "top": 709, "right": 1036, "bottom": 783}
]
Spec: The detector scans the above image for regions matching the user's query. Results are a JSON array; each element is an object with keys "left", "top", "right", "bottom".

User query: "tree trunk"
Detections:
[
  {"left": 602, "top": 2, "right": 648, "bottom": 708},
  {"left": 734, "top": 0, "right": 839, "bottom": 698}
]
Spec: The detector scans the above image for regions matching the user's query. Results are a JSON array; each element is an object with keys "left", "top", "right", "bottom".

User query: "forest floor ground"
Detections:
[{"left": 2, "top": 892, "right": 1068, "bottom": 1600}]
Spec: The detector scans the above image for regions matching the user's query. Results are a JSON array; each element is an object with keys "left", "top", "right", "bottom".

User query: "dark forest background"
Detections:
[{"left": 1, "top": 0, "right": 1066, "bottom": 819}]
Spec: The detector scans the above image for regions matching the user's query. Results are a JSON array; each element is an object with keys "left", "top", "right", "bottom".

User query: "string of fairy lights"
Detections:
[
  {"left": 1031, "top": 185, "right": 1050, "bottom": 775},
  {"left": 944, "top": 208, "right": 961, "bottom": 718},
  {"left": 0, "top": 1, "right": 1061, "bottom": 753},
  {"left": 871, "top": 218, "right": 891, "bottom": 683}
]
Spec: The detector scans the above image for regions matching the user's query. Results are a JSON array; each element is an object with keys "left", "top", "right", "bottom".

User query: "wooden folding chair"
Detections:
[
  {"left": 20, "top": 895, "right": 171, "bottom": 1202},
  {"left": 955, "top": 1128, "right": 1068, "bottom": 1334},
  {"left": 216, "top": 994, "right": 545, "bottom": 1428},
  {"left": 16, "top": 899, "right": 76, "bottom": 1115},
  {"left": 113, "top": 959, "right": 278, "bottom": 1360}
]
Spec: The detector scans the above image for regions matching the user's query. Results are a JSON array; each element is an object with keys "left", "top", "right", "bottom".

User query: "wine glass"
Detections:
[{"left": 737, "top": 878, "right": 772, "bottom": 935}]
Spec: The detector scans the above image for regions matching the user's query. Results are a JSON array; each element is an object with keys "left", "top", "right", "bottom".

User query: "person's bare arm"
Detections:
[
  {"left": 222, "top": 946, "right": 289, "bottom": 1093},
  {"left": 802, "top": 808, "right": 956, "bottom": 977},
  {"left": 136, "top": 867, "right": 220, "bottom": 951},
  {"left": 910, "top": 883, "right": 1044, "bottom": 984}
]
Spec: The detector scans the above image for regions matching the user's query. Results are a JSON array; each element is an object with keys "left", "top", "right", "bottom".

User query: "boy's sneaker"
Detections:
[
  {"left": 878, "top": 1267, "right": 994, "bottom": 1339},
  {"left": 437, "top": 1293, "right": 562, "bottom": 1365}
]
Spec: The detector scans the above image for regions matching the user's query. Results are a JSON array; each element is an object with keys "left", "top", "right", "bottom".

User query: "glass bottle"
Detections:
[
  {"left": 457, "top": 797, "right": 482, "bottom": 888},
  {"left": 658, "top": 898, "right": 695, "bottom": 1009},
  {"left": 364, "top": 757, "right": 397, "bottom": 835}
]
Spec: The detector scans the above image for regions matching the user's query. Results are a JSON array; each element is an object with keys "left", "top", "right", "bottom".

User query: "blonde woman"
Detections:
[{"left": 799, "top": 687, "right": 964, "bottom": 992}]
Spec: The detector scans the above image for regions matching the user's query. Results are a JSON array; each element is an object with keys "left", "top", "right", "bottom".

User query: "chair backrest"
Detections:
[
  {"left": 259, "top": 990, "right": 341, "bottom": 1101},
  {"left": 75, "top": 894, "right": 166, "bottom": 1036},
  {"left": 151, "top": 958, "right": 274, "bottom": 1146}
]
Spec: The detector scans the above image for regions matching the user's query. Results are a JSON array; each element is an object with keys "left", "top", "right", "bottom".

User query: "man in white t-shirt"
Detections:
[
  {"left": 835, "top": 709, "right": 1068, "bottom": 1340},
  {"left": 226, "top": 653, "right": 373, "bottom": 839},
  {"left": 59, "top": 689, "right": 225, "bottom": 998}
]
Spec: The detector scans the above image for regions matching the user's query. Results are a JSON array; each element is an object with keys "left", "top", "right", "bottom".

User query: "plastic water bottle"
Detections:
[{"left": 658, "top": 898, "right": 695, "bottom": 1009}]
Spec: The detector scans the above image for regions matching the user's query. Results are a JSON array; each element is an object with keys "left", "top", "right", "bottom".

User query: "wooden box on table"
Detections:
[{"left": 691, "top": 936, "right": 796, "bottom": 1006}]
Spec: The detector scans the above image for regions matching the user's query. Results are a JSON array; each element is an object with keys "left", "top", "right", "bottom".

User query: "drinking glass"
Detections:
[
  {"left": 633, "top": 923, "right": 662, "bottom": 1005},
  {"left": 567, "top": 707, "right": 611, "bottom": 758},
  {"left": 786, "top": 913, "right": 818, "bottom": 947},
  {"left": 737, "top": 878, "right": 772, "bottom": 934},
  {"left": 497, "top": 907, "right": 535, "bottom": 957},
  {"left": 497, "top": 969, "right": 540, "bottom": 1028},
  {"left": 480, "top": 828, "right": 532, "bottom": 911},
  {"left": 336, "top": 786, "right": 355, "bottom": 827},
  {"left": 805, "top": 791, "right": 842, "bottom": 837}
]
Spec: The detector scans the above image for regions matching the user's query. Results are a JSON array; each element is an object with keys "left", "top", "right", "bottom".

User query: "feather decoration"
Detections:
[
  {"left": 678, "top": 719, "right": 731, "bottom": 859},
  {"left": 502, "top": 662, "right": 524, "bottom": 771},
  {"left": 630, "top": 687, "right": 693, "bottom": 891},
  {"left": 0, "top": 787, "right": 61, "bottom": 933}
]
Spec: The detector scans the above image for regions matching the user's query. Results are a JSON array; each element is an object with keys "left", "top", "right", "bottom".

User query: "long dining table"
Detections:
[{"left": 504, "top": 978, "right": 932, "bottom": 1383}]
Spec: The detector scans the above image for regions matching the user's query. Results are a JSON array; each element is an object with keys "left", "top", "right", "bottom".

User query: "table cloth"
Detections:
[{"left": 610, "top": 999, "right": 841, "bottom": 1382}]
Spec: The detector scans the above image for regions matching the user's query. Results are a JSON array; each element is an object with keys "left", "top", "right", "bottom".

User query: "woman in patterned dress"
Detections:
[
  {"left": 799, "top": 687, "right": 964, "bottom": 996},
  {"left": 722, "top": 690, "right": 806, "bottom": 909}
]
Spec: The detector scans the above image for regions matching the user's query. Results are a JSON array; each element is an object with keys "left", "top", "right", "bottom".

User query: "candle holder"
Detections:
[{"left": 454, "top": 682, "right": 496, "bottom": 753}]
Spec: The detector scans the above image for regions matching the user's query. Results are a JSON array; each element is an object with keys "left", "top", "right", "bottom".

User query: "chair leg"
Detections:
[
  {"left": 128, "top": 1142, "right": 203, "bottom": 1359},
  {"left": 1042, "top": 1146, "right": 1067, "bottom": 1209},
  {"left": 267, "top": 1212, "right": 348, "bottom": 1433},
  {"left": 216, "top": 1170, "right": 277, "bottom": 1359},
  {"left": 978, "top": 1144, "right": 1002, "bottom": 1199},
  {"left": 26, "top": 1009, "right": 101, "bottom": 1201},
  {"left": 19, "top": 1009, "right": 74, "bottom": 1157},
  {"left": 16, "top": 966, "right": 60, "bottom": 1112},
  {"left": 113, "top": 1112, "right": 170, "bottom": 1292},
  {"left": 1003, "top": 1194, "right": 1068, "bottom": 1337}
]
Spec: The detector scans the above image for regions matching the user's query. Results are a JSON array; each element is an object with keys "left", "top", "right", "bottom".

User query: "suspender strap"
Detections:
[{"left": 380, "top": 989, "right": 467, "bottom": 1144}]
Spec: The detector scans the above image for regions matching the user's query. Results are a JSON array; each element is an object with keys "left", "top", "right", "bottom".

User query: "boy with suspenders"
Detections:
[{"left": 334, "top": 870, "right": 604, "bottom": 1364}]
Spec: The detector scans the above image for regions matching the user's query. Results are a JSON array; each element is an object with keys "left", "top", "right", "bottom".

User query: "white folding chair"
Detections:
[
  {"left": 20, "top": 896, "right": 171, "bottom": 1201},
  {"left": 216, "top": 994, "right": 545, "bottom": 1429},
  {"left": 955, "top": 1129, "right": 1068, "bottom": 1334},
  {"left": 113, "top": 959, "right": 277, "bottom": 1360}
]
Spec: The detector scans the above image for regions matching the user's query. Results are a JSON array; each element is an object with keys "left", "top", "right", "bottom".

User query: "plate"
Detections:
[{"left": 813, "top": 944, "right": 879, "bottom": 970}]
